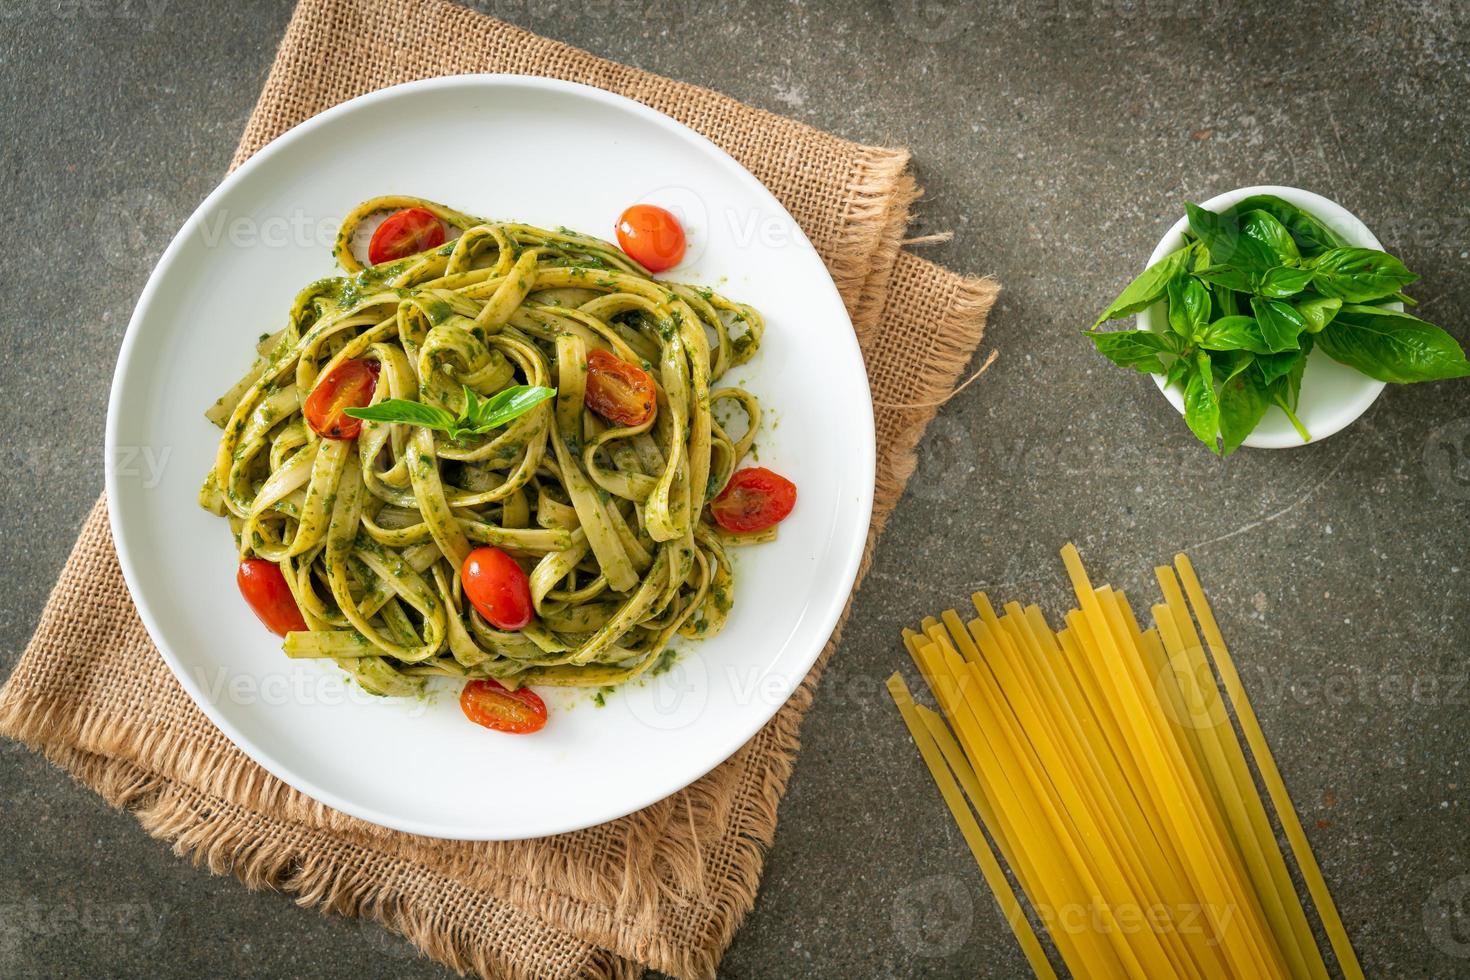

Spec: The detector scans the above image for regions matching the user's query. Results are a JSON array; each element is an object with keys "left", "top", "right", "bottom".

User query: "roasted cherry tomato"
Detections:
[
  {"left": 462, "top": 546, "right": 534, "bottom": 631},
  {"left": 304, "top": 358, "right": 380, "bottom": 440},
  {"left": 709, "top": 467, "right": 798, "bottom": 532},
  {"left": 585, "top": 348, "right": 656, "bottom": 427},
  {"left": 237, "top": 559, "right": 308, "bottom": 637},
  {"left": 368, "top": 207, "right": 446, "bottom": 265},
  {"left": 615, "top": 204, "right": 686, "bottom": 272},
  {"left": 460, "top": 678, "right": 547, "bottom": 734}
]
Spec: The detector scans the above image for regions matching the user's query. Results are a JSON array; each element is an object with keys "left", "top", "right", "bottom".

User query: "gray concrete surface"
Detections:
[{"left": 3, "top": 0, "right": 1469, "bottom": 976}]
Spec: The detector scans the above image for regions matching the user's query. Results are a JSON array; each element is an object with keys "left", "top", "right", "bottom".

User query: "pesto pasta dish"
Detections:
[{"left": 201, "top": 196, "right": 798, "bottom": 734}]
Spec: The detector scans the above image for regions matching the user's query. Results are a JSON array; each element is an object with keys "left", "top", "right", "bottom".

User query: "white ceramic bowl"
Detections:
[{"left": 1139, "top": 185, "right": 1394, "bottom": 449}]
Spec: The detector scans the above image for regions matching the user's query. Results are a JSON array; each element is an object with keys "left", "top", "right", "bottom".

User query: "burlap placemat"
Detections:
[{"left": 0, "top": 1, "right": 999, "bottom": 976}]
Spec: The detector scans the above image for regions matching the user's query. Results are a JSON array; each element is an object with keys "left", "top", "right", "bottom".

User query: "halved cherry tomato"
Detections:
[
  {"left": 462, "top": 547, "right": 534, "bottom": 631},
  {"left": 709, "top": 467, "right": 798, "bottom": 532},
  {"left": 585, "top": 348, "right": 656, "bottom": 426},
  {"left": 237, "top": 559, "right": 308, "bottom": 637},
  {"left": 460, "top": 678, "right": 547, "bottom": 734},
  {"left": 304, "top": 358, "right": 380, "bottom": 440},
  {"left": 368, "top": 207, "right": 446, "bottom": 265},
  {"left": 615, "top": 204, "right": 686, "bottom": 273}
]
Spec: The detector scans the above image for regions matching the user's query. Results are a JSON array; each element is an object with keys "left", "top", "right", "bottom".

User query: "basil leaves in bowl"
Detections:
[{"left": 1088, "top": 185, "right": 1469, "bottom": 454}]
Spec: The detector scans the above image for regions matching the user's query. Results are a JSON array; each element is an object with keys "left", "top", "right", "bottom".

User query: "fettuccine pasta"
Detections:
[{"left": 200, "top": 196, "right": 784, "bottom": 702}]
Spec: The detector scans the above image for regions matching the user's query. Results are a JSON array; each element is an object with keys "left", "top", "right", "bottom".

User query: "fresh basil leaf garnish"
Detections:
[
  {"left": 1250, "top": 297, "right": 1307, "bottom": 353},
  {"left": 1219, "top": 370, "right": 1271, "bottom": 455},
  {"left": 345, "top": 399, "right": 459, "bottom": 429},
  {"left": 1210, "top": 281, "right": 1240, "bottom": 318},
  {"left": 1221, "top": 195, "right": 1349, "bottom": 256},
  {"left": 467, "top": 385, "right": 560, "bottom": 430},
  {"left": 1092, "top": 242, "right": 1196, "bottom": 327},
  {"left": 1196, "top": 265, "right": 1259, "bottom": 294},
  {"left": 1257, "top": 266, "right": 1315, "bottom": 299},
  {"left": 1164, "top": 356, "right": 1191, "bottom": 392},
  {"left": 1200, "top": 316, "right": 1273, "bottom": 355},
  {"left": 1316, "top": 307, "right": 1470, "bottom": 383},
  {"left": 1212, "top": 348, "right": 1256, "bottom": 384},
  {"left": 1240, "top": 209, "right": 1301, "bottom": 265},
  {"left": 1254, "top": 342, "right": 1308, "bottom": 387},
  {"left": 1166, "top": 275, "right": 1211, "bottom": 340},
  {"left": 1186, "top": 202, "right": 1278, "bottom": 272},
  {"left": 1182, "top": 351, "right": 1221, "bottom": 453},
  {"left": 1085, "top": 329, "right": 1172, "bottom": 374},
  {"left": 1294, "top": 294, "right": 1342, "bottom": 333},
  {"left": 345, "top": 384, "right": 557, "bottom": 437},
  {"left": 1266, "top": 341, "right": 1312, "bottom": 443},
  {"left": 1307, "top": 247, "right": 1419, "bottom": 302}
]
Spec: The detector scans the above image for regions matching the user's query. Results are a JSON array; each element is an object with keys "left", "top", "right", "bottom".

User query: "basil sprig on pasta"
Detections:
[{"left": 347, "top": 384, "right": 555, "bottom": 441}]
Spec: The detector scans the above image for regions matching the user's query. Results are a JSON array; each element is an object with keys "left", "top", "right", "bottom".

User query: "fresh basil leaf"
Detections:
[
  {"left": 1093, "top": 242, "right": 1196, "bottom": 326},
  {"left": 1210, "top": 348, "right": 1255, "bottom": 384},
  {"left": 1191, "top": 245, "right": 1212, "bottom": 274},
  {"left": 1218, "top": 370, "right": 1270, "bottom": 455},
  {"left": 1182, "top": 351, "right": 1221, "bottom": 453},
  {"left": 1294, "top": 294, "right": 1341, "bottom": 333},
  {"left": 1166, "top": 275, "right": 1211, "bottom": 340},
  {"left": 466, "top": 384, "right": 558, "bottom": 430},
  {"left": 1196, "top": 265, "right": 1259, "bottom": 293},
  {"left": 1250, "top": 297, "right": 1306, "bottom": 353},
  {"left": 462, "top": 386, "right": 483, "bottom": 425},
  {"left": 1200, "top": 316, "right": 1272, "bottom": 355},
  {"left": 1282, "top": 335, "right": 1311, "bottom": 410},
  {"left": 1257, "top": 266, "right": 1315, "bottom": 299},
  {"left": 1254, "top": 342, "right": 1307, "bottom": 387},
  {"left": 1186, "top": 202, "right": 1278, "bottom": 272},
  {"left": 1392, "top": 290, "right": 1418, "bottom": 308},
  {"left": 1315, "top": 306, "right": 1470, "bottom": 383},
  {"left": 1266, "top": 345, "right": 1312, "bottom": 443},
  {"left": 1221, "top": 195, "right": 1348, "bottom": 256},
  {"left": 1307, "top": 247, "right": 1419, "bottom": 302},
  {"left": 344, "top": 399, "right": 459, "bottom": 429},
  {"left": 1240, "top": 209, "right": 1301, "bottom": 265},
  {"left": 1164, "top": 356, "right": 1191, "bottom": 392},
  {"left": 1085, "top": 330, "right": 1171, "bottom": 374},
  {"left": 1210, "top": 282, "right": 1240, "bottom": 318}
]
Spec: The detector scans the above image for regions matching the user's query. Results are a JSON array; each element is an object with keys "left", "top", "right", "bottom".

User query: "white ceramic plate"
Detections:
[
  {"left": 1139, "top": 185, "right": 1393, "bottom": 448},
  {"left": 105, "top": 76, "right": 874, "bottom": 840}
]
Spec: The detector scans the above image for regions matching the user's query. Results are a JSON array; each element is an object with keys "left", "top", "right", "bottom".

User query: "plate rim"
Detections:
[{"left": 104, "top": 73, "right": 876, "bottom": 840}]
